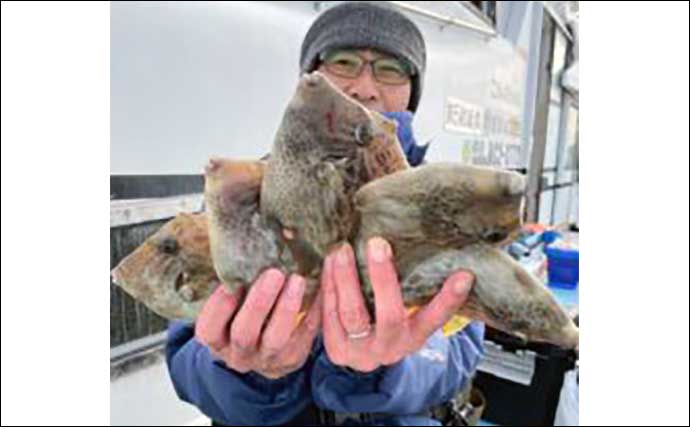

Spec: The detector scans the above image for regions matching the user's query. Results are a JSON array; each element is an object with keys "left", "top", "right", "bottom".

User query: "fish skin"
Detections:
[
  {"left": 203, "top": 157, "right": 320, "bottom": 311},
  {"left": 393, "top": 244, "right": 578, "bottom": 349},
  {"left": 260, "top": 72, "right": 408, "bottom": 281},
  {"left": 111, "top": 212, "right": 218, "bottom": 320},
  {"left": 353, "top": 163, "right": 578, "bottom": 348},
  {"left": 354, "top": 163, "right": 525, "bottom": 252},
  {"left": 353, "top": 162, "right": 525, "bottom": 303},
  {"left": 203, "top": 158, "right": 280, "bottom": 292}
]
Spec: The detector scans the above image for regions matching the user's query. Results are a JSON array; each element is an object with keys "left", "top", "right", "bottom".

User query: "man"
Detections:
[{"left": 166, "top": 3, "right": 485, "bottom": 425}]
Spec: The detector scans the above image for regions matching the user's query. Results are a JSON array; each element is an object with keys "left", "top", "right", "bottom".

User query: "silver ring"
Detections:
[{"left": 347, "top": 324, "right": 373, "bottom": 340}]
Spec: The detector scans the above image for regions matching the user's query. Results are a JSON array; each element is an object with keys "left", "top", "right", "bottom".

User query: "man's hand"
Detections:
[
  {"left": 322, "top": 237, "right": 473, "bottom": 373},
  {"left": 195, "top": 269, "right": 322, "bottom": 379}
]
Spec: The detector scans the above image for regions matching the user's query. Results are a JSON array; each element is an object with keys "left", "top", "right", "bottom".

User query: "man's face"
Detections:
[{"left": 317, "top": 49, "right": 412, "bottom": 113}]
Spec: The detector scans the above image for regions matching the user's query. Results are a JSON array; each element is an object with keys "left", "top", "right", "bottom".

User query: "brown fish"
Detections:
[
  {"left": 260, "top": 71, "right": 408, "bottom": 281},
  {"left": 203, "top": 157, "right": 319, "bottom": 309},
  {"left": 203, "top": 158, "right": 278, "bottom": 290},
  {"left": 401, "top": 244, "right": 579, "bottom": 348},
  {"left": 111, "top": 212, "right": 217, "bottom": 320},
  {"left": 111, "top": 72, "right": 410, "bottom": 320},
  {"left": 353, "top": 163, "right": 579, "bottom": 348}
]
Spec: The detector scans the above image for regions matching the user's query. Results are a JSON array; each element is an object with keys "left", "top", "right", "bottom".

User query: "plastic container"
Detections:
[
  {"left": 545, "top": 246, "right": 579, "bottom": 289},
  {"left": 541, "top": 230, "right": 562, "bottom": 244}
]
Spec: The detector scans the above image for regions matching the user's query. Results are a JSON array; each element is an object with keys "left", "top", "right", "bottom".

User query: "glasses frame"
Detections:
[{"left": 318, "top": 49, "right": 415, "bottom": 86}]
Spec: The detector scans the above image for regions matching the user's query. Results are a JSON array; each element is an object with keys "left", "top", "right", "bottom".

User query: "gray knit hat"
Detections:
[{"left": 300, "top": 1, "right": 426, "bottom": 112}]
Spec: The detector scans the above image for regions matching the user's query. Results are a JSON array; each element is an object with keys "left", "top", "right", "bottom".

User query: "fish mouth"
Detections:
[
  {"left": 205, "top": 157, "right": 224, "bottom": 177},
  {"left": 174, "top": 271, "right": 185, "bottom": 292},
  {"left": 111, "top": 267, "right": 123, "bottom": 287},
  {"left": 174, "top": 269, "right": 192, "bottom": 292},
  {"left": 174, "top": 269, "right": 199, "bottom": 303},
  {"left": 301, "top": 72, "right": 357, "bottom": 104},
  {"left": 111, "top": 260, "right": 132, "bottom": 290},
  {"left": 557, "top": 323, "right": 580, "bottom": 349},
  {"left": 111, "top": 263, "right": 144, "bottom": 300},
  {"left": 303, "top": 72, "right": 324, "bottom": 88}
]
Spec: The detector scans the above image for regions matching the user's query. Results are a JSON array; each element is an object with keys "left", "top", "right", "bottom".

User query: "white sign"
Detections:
[
  {"left": 443, "top": 95, "right": 523, "bottom": 168},
  {"left": 444, "top": 97, "right": 484, "bottom": 135}
]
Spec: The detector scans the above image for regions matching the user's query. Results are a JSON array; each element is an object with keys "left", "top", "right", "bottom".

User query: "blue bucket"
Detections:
[
  {"left": 545, "top": 246, "right": 579, "bottom": 289},
  {"left": 542, "top": 230, "right": 562, "bottom": 244}
]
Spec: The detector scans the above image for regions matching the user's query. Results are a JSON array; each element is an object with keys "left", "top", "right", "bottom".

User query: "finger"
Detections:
[
  {"left": 292, "top": 288, "right": 323, "bottom": 344},
  {"left": 230, "top": 269, "right": 285, "bottom": 353},
  {"left": 195, "top": 282, "right": 243, "bottom": 351},
  {"left": 260, "top": 274, "right": 306, "bottom": 357},
  {"left": 261, "top": 290, "right": 324, "bottom": 379},
  {"left": 366, "top": 237, "right": 406, "bottom": 339},
  {"left": 409, "top": 270, "right": 474, "bottom": 347},
  {"left": 218, "top": 345, "right": 254, "bottom": 374},
  {"left": 332, "top": 243, "right": 371, "bottom": 335},
  {"left": 321, "top": 252, "right": 348, "bottom": 365}
]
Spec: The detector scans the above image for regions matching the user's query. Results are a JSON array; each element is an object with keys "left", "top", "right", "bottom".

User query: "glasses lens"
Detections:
[
  {"left": 322, "top": 50, "right": 363, "bottom": 78},
  {"left": 372, "top": 58, "right": 411, "bottom": 85}
]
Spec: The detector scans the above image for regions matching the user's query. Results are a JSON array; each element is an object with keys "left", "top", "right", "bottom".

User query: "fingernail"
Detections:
[
  {"left": 286, "top": 275, "right": 305, "bottom": 299},
  {"left": 452, "top": 271, "right": 473, "bottom": 295},
  {"left": 368, "top": 237, "right": 390, "bottom": 263},
  {"left": 263, "top": 269, "right": 285, "bottom": 290},
  {"left": 336, "top": 243, "right": 352, "bottom": 267}
]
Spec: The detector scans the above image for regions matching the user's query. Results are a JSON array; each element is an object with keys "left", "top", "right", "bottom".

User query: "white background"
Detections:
[{"left": 2, "top": 2, "right": 689, "bottom": 425}]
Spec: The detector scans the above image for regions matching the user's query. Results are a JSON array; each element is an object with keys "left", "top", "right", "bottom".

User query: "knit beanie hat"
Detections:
[{"left": 300, "top": 1, "right": 426, "bottom": 112}]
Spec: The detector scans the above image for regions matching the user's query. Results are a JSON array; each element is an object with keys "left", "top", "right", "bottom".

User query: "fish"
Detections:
[
  {"left": 203, "top": 157, "right": 318, "bottom": 310},
  {"left": 111, "top": 72, "right": 579, "bottom": 349},
  {"left": 203, "top": 158, "right": 278, "bottom": 291},
  {"left": 111, "top": 212, "right": 217, "bottom": 320},
  {"left": 203, "top": 72, "right": 410, "bottom": 312},
  {"left": 353, "top": 163, "right": 579, "bottom": 348},
  {"left": 259, "top": 71, "right": 408, "bottom": 282}
]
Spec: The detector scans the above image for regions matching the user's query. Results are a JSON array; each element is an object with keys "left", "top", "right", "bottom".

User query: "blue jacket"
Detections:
[
  {"left": 165, "top": 112, "right": 485, "bottom": 425},
  {"left": 166, "top": 321, "right": 484, "bottom": 426}
]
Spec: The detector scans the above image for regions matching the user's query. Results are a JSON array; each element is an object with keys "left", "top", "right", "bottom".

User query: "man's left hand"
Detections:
[{"left": 321, "top": 237, "right": 473, "bottom": 373}]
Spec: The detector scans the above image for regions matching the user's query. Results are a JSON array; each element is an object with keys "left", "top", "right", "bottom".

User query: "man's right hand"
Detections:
[{"left": 195, "top": 269, "right": 322, "bottom": 379}]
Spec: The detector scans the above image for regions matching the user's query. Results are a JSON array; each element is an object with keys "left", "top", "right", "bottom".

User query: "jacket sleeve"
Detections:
[
  {"left": 164, "top": 320, "right": 313, "bottom": 426},
  {"left": 310, "top": 321, "right": 485, "bottom": 415}
]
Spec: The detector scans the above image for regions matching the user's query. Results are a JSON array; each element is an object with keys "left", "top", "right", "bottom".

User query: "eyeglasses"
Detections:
[{"left": 319, "top": 49, "right": 414, "bottom": 86}]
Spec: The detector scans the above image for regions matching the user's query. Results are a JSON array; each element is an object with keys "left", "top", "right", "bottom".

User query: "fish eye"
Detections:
[
  {"left": 160, "top": 237, "right": 178, "bottom": 254},
  {"left": 485, "top": 230, "right": 507, "bottom": 243}
]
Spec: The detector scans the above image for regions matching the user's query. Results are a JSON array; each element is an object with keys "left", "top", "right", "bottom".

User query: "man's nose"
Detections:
[{"left": 346, "top": 65, "right": 380, "bottom": 104}]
